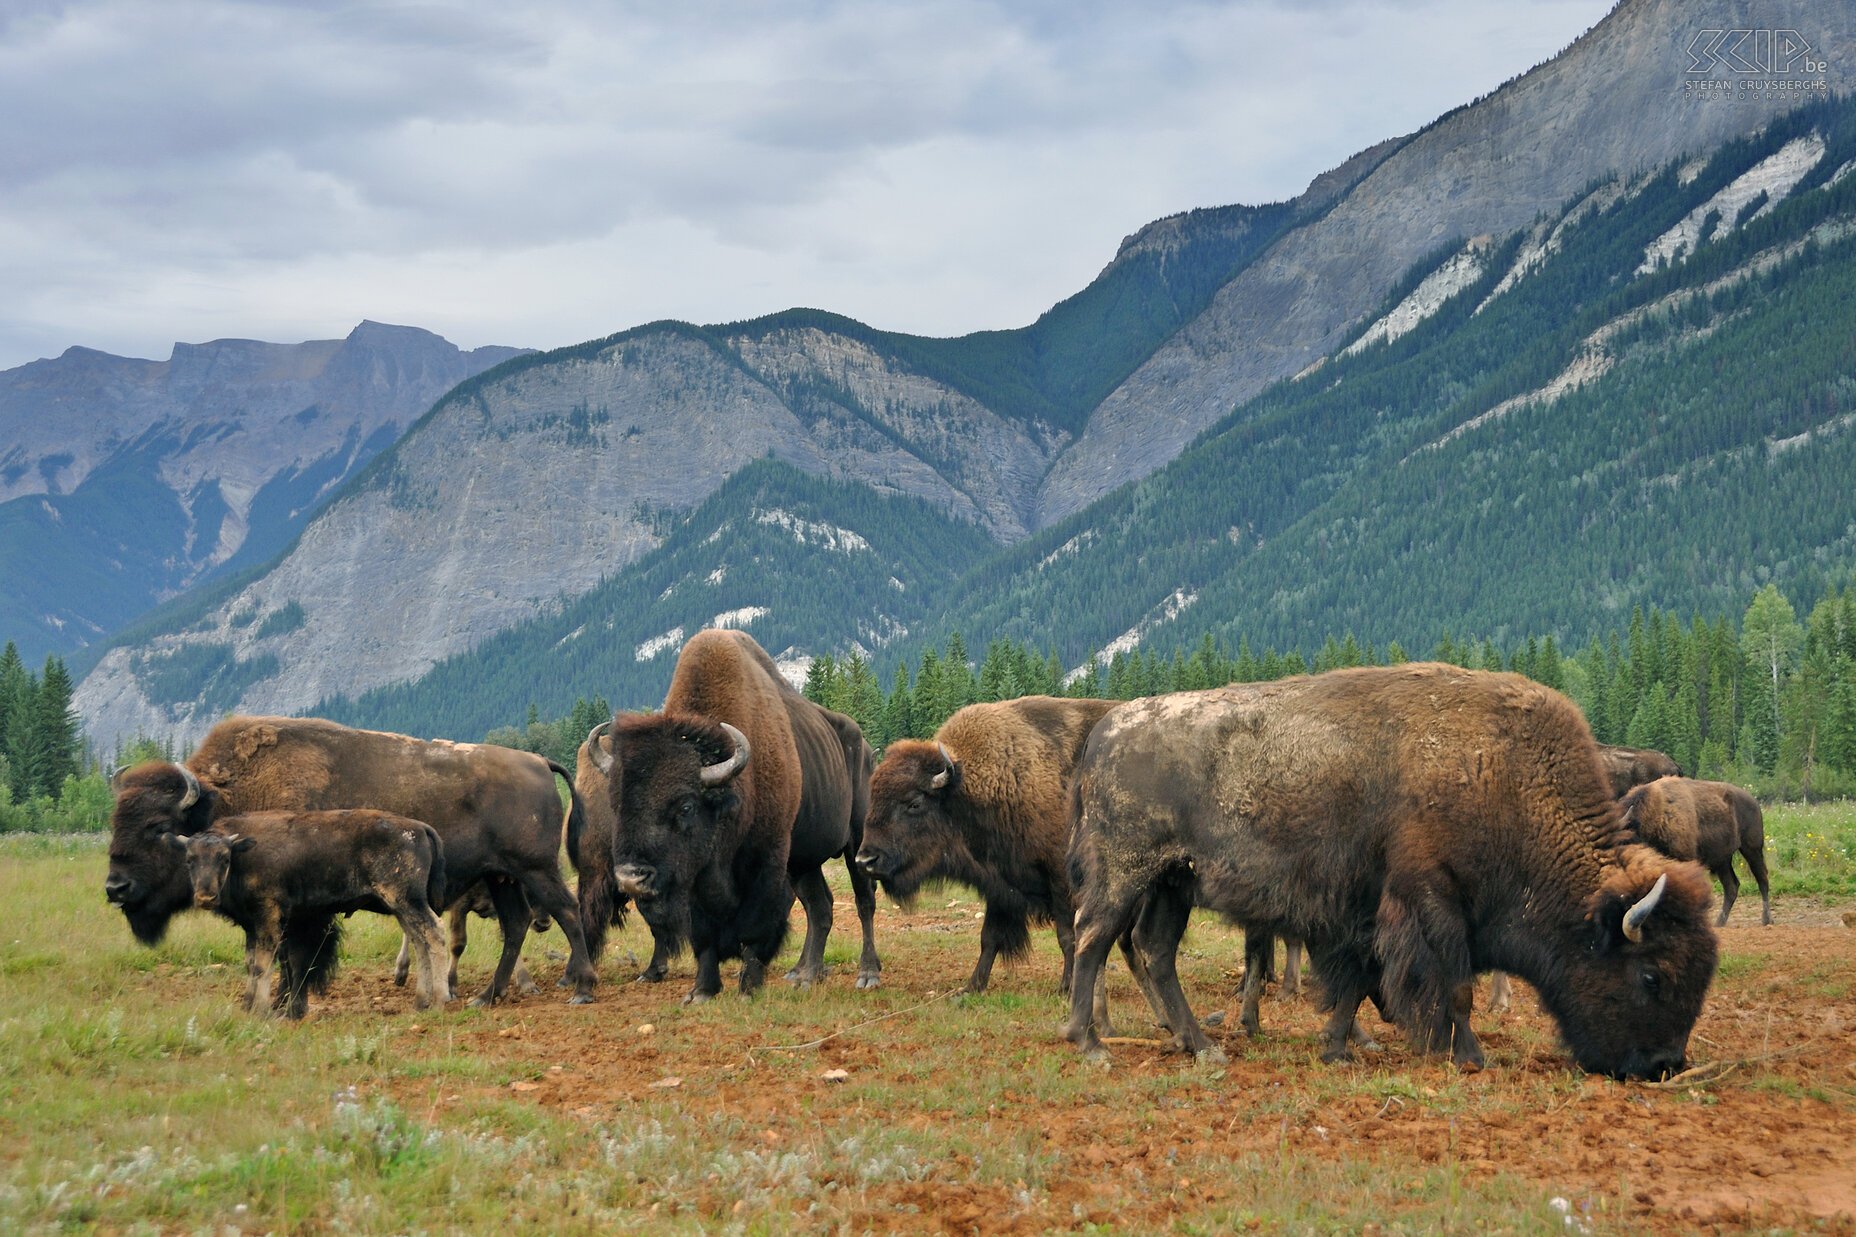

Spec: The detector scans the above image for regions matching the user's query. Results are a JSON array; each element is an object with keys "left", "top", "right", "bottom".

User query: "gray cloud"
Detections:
[{"left": 0, "top": 0, "right": 1614, "bottom": 368}]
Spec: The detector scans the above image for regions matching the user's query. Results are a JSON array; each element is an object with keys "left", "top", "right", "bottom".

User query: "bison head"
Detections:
[
  {"left": 105, "top": 762, "right": 221, "bottom": 943},
  {"left": 1544, "top": 850, "right": 1718, "bottom": 1080},
  {"left": 857, "top": 740, "right": 964, "bottom": 902},
  {"left": 175, "top": 830, "right": 254, "bottom": 911},
  {"left": 600, "top": 713, "right": 749, "bottom": 950}
]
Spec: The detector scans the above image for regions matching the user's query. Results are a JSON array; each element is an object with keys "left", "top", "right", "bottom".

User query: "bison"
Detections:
[
  {"left": 1064, "top": 664, "right": 1719, "bottom": 1081},
  {"left": 1597, "top": 744, "right": 1683, "bottom": 799},
  {"left": 595, "top": 629, "right": 880, "bottom": 1002},
  {"left": 105, "top": 716, "right": 599, "bottom": 1006},
  {"left": 1620, "top": 776, "right": 1772, "bottom": 926},
  {"left": 858, "top": 696, "right": 1121, "bottom": 996},
  {"left": 176, "top": 809, "right": 449, "bottom": 1017},
  {"left": 576, "top": 721, "right": 687, "bottom": 985}
]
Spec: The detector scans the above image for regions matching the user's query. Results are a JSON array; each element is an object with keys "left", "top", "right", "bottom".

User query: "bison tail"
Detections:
[
  {"left": 424, "top": 825, "right": 447, "bottom": 913},
  {"left": 549, "top": 759, "right": 586, "bottom": 870}
]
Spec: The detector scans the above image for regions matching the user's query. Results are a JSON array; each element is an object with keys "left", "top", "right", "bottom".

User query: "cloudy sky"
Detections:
[{"left": 0, "top": 0, "right": 1616, "bottom": 371}]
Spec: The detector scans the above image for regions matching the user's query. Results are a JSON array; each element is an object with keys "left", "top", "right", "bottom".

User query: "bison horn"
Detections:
[
  {"left": 585, "top": 721, "right": 614, "bottom": 775},
  {"left": 928, "top": 742, "right": 956, "bottom": 790},
  {"left": 175, "top": 764, "right": 203, "bottom": 811},
  {"left": 109, "top": 763, "right": 131, "bottom": 789},
  {"left": 1622, "top": 872, "right": 1667, "bottom": 944},
  {"left": 700, "top": 722, "right": 750, "bottom": 786}
]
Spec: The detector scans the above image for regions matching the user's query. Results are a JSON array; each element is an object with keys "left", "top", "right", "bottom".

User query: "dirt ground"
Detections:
[{"left": 306, "top": 899, "right": 1854, "bottom": 1234}]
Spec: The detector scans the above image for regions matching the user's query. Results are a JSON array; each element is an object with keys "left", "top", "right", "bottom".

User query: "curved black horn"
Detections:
[
  {"left": 1622, "top": 872, "right": 1667, "bottom": 944},
  {"left": 585, "top": 721, "right": 613, "bottom": 776},
  {"left": 700, "top": 723, "right": 750, "bottom": 787},
  {"left": 175, "top": 764, "right": 203, "bottom": 811}
]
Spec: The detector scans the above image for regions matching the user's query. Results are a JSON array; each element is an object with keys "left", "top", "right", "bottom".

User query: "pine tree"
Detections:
[{"left": 34, "top": 657, "right": 80, "bottom": 796}]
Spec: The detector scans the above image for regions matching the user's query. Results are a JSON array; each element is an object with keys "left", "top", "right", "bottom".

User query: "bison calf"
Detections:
[{"left": 176, "top": 810, "right": 449, "bottom": 1018}]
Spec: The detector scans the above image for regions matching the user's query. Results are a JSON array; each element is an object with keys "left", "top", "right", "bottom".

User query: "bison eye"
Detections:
[{"left": 1641, "top": 969, "right": 1661, "bottom": 996}]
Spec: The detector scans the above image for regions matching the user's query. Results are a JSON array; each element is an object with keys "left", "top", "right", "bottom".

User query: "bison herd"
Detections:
[{"left": 104, "top": 631, "right": 1776, "bottom": 1082}]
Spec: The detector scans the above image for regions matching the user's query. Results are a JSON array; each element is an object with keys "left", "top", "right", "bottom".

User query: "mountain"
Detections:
[
  {"left": 0, "top": 322, "right": 525, "bottom": 664},
  {"left": 314, "top": 458, "right": 997, "bottom": 738},
  {"left": 916, "top": 95, "right": 1856, "bottom": 665},
  {"left": 70, "top": 0, "right": 1856, "bottom": 748}
]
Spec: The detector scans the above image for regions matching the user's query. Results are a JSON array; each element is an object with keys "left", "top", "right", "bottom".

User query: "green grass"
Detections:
[{"left": 1762, "top": 800, "right": 1856, "bottom": 898}]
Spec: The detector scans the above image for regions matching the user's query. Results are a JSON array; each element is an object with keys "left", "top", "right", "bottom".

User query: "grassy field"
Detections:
[{"left": 1, "top": 817, "right": 1852, "bottom": 1234}]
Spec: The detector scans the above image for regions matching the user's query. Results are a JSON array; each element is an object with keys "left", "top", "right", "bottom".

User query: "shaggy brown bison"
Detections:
[
  {"left": 1064, "top": 664, "right": 1718, "bottom": 1081},
  {"left": 105, "top": 716, "right": 598, "bottom": 1006},
  {"left": 1598, "top": 744, "right": 1683, "bottom": 798},
  {"left": 596, "top": 629, "right": 880, "bottom": 1002},
  {"left": 568, "top": 721, "right": 669, "bottom": 980},
  {"left": 176, "top": 810, "right": 448, "bottom": 1017},
  {"left": 858, "top": 696, "right": 1120, "bottom": 995},
  {"left": 1620, "top": 776, "right": 1772, "bottom": 925}
]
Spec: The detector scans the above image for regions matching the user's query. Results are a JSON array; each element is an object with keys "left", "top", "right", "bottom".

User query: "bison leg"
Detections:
[
  {"left": 246, "top": 910, "right": 283, "bottom": 1018},
  {"left": 1742, "top": 837, "right": 1773, "bottom": 926},
  {"left": 1314, "top": 953, "right": 1378, "bottom": 1064},
  {"left": 511, "top": 866, "right": 597, "bottom": 1004},
  {"left": 1713, "top": 860, "right": 1740, "bottom": 926},
  {"left": 469, "top": 877, "right": 529, "bottom": 1008},
  {"left": 1239, "top": 931, "right": 1272, "bottom": 1038},
  {"left": 1486, "top": 971, "right": 1512, "bottom": 1014},
  {"left": 393, "top": 935, "right": 412, "bottom": 988},
  {"left": 386, "top": 891, "right": 448, "bottom": 1011},
  {"left": 1280, "top": 937, "right": 1304, "bottom": 999},
  {"left": 637, "top": 928, "right": 672, "bottom": 983},
  {"left": 784, "top": 865, "right": 834, "bottom": 987},
  {"left": 966, "top": 904, "right": 1030, "bottom": 995},
  {"left": 843, "top": 849, "right": 882, "bottom": 991},
  {"left": 445, "top": 902, "right": 472, "bottom": 1000},
  {"left": 1132, "top": 882, "right": 1222, "bottom": 1061},
  {"left": 1374, "top": 880, "right": 1484, "bottom": 1070},
  {"left": 1064, "top": 904, "right": 1145, "bottom": 1059},
  {"left": 685, "top": 943, "right": 723, "bottom": 1004}
]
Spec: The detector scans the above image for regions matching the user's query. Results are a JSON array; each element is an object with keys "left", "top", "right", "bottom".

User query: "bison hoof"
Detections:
[
  {"left": 855, "top": 972, "right": 881, "bottom": 990},
  {"left": 682, "top": 989, "right": 715, "bottom": 1006},
  {"left": 566, "top": 992, "right": 594, "bottom": 1006},
  {"left": 469, "top": 991, "right": 503, "bottom": 1009},
  {"left": 784, "top": 967, "right": 824, "bottom": 987},
  {"left": 1319, "top": 1044, "right": 1356, "bottom": 1065},
  {"left": 555, "top": 974, "right": 571, "bottom": 989},
  {"left": 636, "top": 969, "right": 666, "bottom": 984}
]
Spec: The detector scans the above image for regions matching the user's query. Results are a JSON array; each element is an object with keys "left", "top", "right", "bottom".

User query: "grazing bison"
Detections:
[
  {"left": 105, "top": 716, "right": 599, "bottom": 1005},
  {"left": 1598, "top": 744, "right": 1683, "bottom": 799},
  {"left": 596, "top": 629, "right": 880, "bottom": 1002},
  {"left": 857, "top": 696, "right": 1119, "bottom": 995},
  {"left": 1620, "top": 777, "right": 1772, "bottom": 926},
  {"left": 1064, "top": 665, "right": 1718, "bottom": 1080},
  {"left": 177, "top": 810, "right": 449, "bottom": 1017}
]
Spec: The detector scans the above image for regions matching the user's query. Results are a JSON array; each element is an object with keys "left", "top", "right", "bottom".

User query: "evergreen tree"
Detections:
[
  {"left": 33, "top": 657, "right": 80, "bottom": 795},
  {"left": 1741, "top": 584, "right": 1803, "bottom": 771}
]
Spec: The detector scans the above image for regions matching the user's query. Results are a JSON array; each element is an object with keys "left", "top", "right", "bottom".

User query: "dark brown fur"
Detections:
[
  {"left": 609, "top": 630, "right": 880, "bottom": 1002},
  {"left": 1064, "top": 664, "right": 1718, "bottom": 1080},
  {"left": 105, "top": 716, "right": 598, "bottom": 1006},
  {"left": 179, "top": 809, "right": 448, "bottom": 1018},
  {"left": 1620, "top": 776, "right": 1772, "bottom": 926}
]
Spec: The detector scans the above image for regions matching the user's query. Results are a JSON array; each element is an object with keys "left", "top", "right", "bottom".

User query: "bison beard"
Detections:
[{"left": 1064, "top": 664, "right": 1719, "bottom": 1080}]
